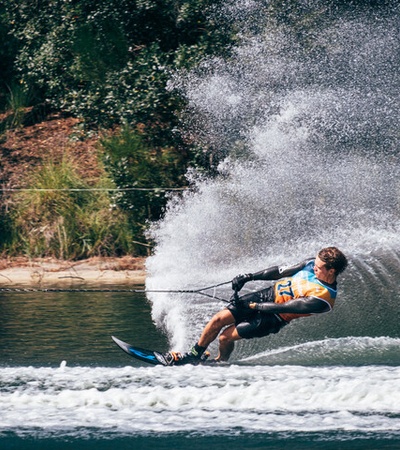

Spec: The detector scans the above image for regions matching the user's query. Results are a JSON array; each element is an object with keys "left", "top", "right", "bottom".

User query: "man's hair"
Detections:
[{"left": 318, "top": 247, "right": 348, "bottom": 275}]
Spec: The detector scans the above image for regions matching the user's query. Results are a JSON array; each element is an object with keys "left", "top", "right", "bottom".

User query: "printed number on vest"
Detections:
[{"left": 276, "top": 280, "right": 294, "bottom": 298}]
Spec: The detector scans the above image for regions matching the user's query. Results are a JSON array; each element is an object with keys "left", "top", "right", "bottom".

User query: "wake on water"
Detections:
[
  {"left": 2, "top": 363, "right": 400, "bottom": 440},
  {"left": 145, "top": 0, "right": 400, "bottom": 356}
]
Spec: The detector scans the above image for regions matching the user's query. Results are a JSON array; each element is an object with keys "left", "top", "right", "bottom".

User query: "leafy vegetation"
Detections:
[
  {"left": 0, "top": 0, "right": 395, "bottom": 258},
  {"left": 2, "top": 0, "right": 234, "bottom": 138},
  {"left": 7, "top": 157, "right": 134, "bottom": 259},
  {"left": 100, "top": 125, "right": 188, "bottom": 253},
  {"left": 0, "top": 0, "right": 235, "bottom": 258}
]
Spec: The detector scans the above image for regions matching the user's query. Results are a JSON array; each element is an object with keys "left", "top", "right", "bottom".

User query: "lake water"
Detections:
[{"left": 1, "top": 284, "right": 400, "bottom": 450}]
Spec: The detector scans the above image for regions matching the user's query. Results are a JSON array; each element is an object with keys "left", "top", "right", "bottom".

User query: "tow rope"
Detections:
[{"left": 0, "top": 280, "right": 232, "bottom": 302}]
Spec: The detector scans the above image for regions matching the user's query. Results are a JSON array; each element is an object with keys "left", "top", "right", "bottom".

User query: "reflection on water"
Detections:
[{"left": 0, "top": 289, "right": 169, "bottom": 367}]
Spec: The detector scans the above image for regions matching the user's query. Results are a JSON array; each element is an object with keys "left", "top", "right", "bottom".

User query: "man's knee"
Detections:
[
  {"left": 210, "top": 310, "right": 234, "bottom": 328},
  {"left": 219, "top": 325, "right": 240, "bottom": 345},
  {"left": 218, "top": 332, "right": 231, "bottom": 345}
]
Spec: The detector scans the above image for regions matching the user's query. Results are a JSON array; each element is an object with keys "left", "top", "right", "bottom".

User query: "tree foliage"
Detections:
[
  {"left": 2, "top": 0, "right": 234, "bottom": 141},
  {"left": 0, "top": 0, "right": 235, "bottom": 257},
  {"left": 100, "top": 125, "right": 188, "bottom": 254}
]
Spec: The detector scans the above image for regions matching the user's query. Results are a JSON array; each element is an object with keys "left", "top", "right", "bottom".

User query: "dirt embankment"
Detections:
[
  {"left": 1, "top": 110, "right": 102, "bottom": 188},
  {"left": 0, "top": 256, "right": 146, "bottom": 286}
]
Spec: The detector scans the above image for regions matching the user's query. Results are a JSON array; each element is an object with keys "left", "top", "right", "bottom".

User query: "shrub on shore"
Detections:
[{"left": 5, "top": 156, "right": 135, "bottom": 259}]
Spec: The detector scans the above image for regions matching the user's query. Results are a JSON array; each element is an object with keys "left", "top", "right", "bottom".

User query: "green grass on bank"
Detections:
[{"left": 2, "top": 156, "right": 135, "bottom": 260}]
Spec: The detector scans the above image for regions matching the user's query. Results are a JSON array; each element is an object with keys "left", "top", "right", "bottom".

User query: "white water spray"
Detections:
[{"left": 146, "top": 2, "right": 400, "bottom": 351}]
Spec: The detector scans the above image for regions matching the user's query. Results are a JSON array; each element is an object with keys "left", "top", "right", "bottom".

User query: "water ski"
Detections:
[{"left": 111, "top": 335, "right": 213, "bottom": 366}]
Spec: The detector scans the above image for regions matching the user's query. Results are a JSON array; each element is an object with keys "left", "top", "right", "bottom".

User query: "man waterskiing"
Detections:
[{"left": 164, "top": 246, "right": 348, "bottom": 365}]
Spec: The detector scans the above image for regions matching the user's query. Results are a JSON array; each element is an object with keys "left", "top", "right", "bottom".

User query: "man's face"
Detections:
[{"left": 314, "top": 256, "right": 336, "bottom": 283}]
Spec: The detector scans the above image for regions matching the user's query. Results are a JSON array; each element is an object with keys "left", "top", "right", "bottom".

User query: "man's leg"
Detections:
[
  {"left": 169, "top": 308, "right": 236, "bottom": 365},
  {"left": 197, "top": 308, "right": 236, "bottom": 348},
  {"left": 215, "top": 323, "right": 242, "bottom": 362}
]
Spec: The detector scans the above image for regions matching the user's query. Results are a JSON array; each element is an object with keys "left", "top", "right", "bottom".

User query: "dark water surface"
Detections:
[
  {"left": 0, "top": 289, "right": 168, "bottom": 367},
  {"left": 2, "top": 433, "right": 400, "bottom": 450},
  {"left": 1, "top": 288, "right": 400, "bottom": 449}
]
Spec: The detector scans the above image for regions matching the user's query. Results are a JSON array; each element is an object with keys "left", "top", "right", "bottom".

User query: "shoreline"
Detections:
[{"left": 0, "top": 256, "right": 146, "bottom": 286}]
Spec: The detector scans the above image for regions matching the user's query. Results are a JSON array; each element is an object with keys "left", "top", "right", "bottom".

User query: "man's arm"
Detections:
[
  {"left": 232, "top": 258, "right": 313, "bottom": 292},
  {"left": 252, "top": 258, "right": 312, "bottom": 281},
  {"left": 247, "top": 296, "right": 331, "bottom": 314}
]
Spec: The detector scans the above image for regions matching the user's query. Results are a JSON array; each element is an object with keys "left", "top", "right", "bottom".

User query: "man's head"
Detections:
[{"left": 317, "top": 247, "right": 348, "bottom": 276}]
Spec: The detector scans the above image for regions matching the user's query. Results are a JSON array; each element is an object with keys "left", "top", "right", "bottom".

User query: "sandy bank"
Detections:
[{"left": 0, "top": 256, "right": 146, "bottom": 286}]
